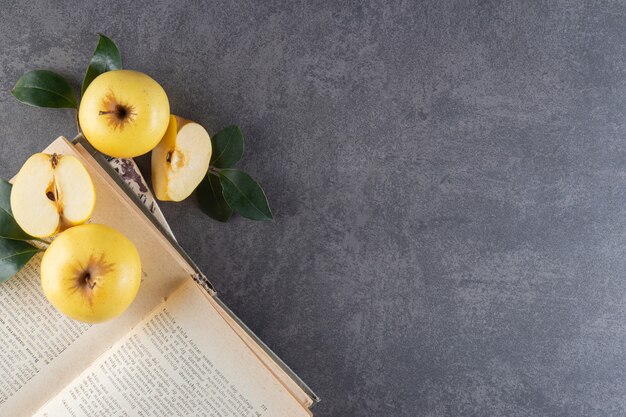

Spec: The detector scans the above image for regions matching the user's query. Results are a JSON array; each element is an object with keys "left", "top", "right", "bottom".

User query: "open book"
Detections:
[{"left": 0, "top": 137, "right": 318, "bottom": 417}]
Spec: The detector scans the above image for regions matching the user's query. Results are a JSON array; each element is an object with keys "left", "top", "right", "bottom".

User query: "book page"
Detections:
[
  {"left": 34, "top": 280, "right": 310, "bottom": 417},
  {"left": 0, "top": 138, "right": 195, "bottom": 416},
  {"left": 206, "top": 295, "right": 314, "bottom": 409},
  {"left": 0, "top": 259, "right": 89, "bottom": 403}
]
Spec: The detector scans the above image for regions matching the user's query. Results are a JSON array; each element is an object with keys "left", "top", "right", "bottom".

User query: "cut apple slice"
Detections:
[
  {"left": 11, "top": 153, "right": 96, "bottom": 238},
  {"left": 151, "top": 115, "right": 212, "bottom": 202}
]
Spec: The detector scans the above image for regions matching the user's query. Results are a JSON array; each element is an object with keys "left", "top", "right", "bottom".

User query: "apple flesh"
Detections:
[
  {"left": 11, "top": 153, "right": 95, "bottom": 238},
  {"left": 152, "top": 115, "right": 212, "bottom": 201},
  {"left": 41, "top": 223, "right": 142, "bottom": 323},
  {"left": 78, "top": 70, "right": 170, "bottom": 158}
]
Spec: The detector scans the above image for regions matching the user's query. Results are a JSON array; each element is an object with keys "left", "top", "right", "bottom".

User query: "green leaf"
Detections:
[
  {"left": 218, "top": 169, "right": 272, "bottom": 221},
  {"left": 0, "top": 238, "right": 40, "bottom": 283},
  {"left": 0, "top": 179, "right": 13, "bottom": 215},
  {"left": 197, "top": 173, "right": 233, "bottom": 222},
  {"left": 0, "top": 179, "right": 33, "bottom": 241},
  {"left": 210, "top": 126, "right": 244, "bottom": 168},
  {"left": 12, "top": 70, "right": 77, "bottom": 108},
  {"left": 82, "top": 34, "right": 122, "bottom": 94}
]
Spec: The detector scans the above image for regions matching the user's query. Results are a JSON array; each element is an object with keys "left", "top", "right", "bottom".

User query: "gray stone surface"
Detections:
[{"left": 2, "top": 1, "right": 626, "bottom": 416}]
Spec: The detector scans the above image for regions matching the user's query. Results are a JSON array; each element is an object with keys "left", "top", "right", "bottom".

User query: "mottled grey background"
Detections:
[{"left": 2, "top": 1, "right": 626, "bottom": 416}]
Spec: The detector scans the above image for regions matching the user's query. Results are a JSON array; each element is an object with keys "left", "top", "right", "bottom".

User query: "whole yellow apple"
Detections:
[
  {"left": 41, "top": 223, "right": 142, "bottom": 323},
  {"left": 78, "top": 70, "right": 170, "bottom": 158}
]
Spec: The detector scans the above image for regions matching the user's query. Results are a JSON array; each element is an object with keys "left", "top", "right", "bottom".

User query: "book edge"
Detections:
[{"left": 213, "top": 295, "right": 320, "bottom": 406}]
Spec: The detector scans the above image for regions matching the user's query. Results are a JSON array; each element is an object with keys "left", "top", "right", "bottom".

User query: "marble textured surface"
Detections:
[{"left": 2, "top": 1, "right": 626, "bottom": 416}]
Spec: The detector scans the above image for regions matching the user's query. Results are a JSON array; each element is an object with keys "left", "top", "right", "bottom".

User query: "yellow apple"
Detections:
[
  {"left": 78, "top": 70, "right": 170, "bottom": 158},
  {"left": 11, "top": 153, "right": 95, "bottom": 238},
  {"left": 41, "top": 223, "right": 142, "bottom": 323},
  {"left": 152, "top": 115, "right": 212, "bottom": 201}
]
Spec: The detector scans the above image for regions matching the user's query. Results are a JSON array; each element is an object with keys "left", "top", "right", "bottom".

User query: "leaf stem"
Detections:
[
  {"left": 75, "top": 109, "right": 81, "bottom": 135},
  {"left": 31, "top": 238, "right": 50, "bottom": 251}
]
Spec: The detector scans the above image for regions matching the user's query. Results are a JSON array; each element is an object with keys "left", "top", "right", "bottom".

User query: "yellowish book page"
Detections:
[
  {"left": 34, "top": 280, "right": 311, "bottom": 417},
  {"left": 0, "top": 138, "right": 194, "bottom": 417},
  {"left": 205, "top": 294, "right": 314, "bottom": 410}
]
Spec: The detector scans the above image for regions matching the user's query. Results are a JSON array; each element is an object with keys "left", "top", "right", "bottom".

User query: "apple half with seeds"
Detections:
[
  {"left": 151, "top": 115, "right": 212, "bottom": 202},
  {"left": 10, "top": 153, "right": 95, "bottom": 238}
]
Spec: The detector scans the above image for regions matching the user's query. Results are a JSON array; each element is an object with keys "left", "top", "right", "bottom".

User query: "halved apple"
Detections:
[
  {"left": 11, "top": 153, "right": 96, "bottom": 238},
  {"left": 151, "top": 115, "right": 212, "bottom": 201}
]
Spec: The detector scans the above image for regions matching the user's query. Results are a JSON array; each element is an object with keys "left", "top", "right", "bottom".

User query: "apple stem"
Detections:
[
  {"left": 83, "top": 272, "right": 97, "bottom": 289},
  {"left": 99, "top": 105, "right": 136, "bottom": 120},
  {"left": 50, "top": 153, "right": 59, "bottom": 168}
]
